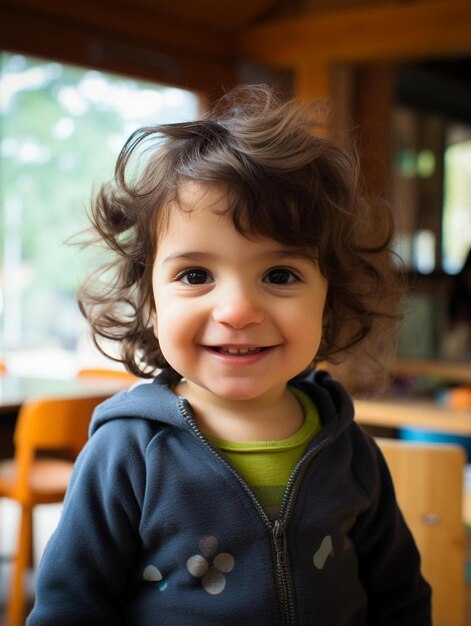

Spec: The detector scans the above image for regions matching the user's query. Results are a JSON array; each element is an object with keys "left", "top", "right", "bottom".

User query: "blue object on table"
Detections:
[{"left": 399, "top": 427, "right": 471, "bottom": 461}]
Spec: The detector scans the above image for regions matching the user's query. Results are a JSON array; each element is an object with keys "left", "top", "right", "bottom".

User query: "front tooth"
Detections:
[{"left": 226, "top": 347, "right": 250, "bottom": 354}]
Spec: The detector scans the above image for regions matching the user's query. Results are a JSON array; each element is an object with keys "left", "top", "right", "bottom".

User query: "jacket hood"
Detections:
[
  {"left": 89, "top": 373, "right": 187, "bottom": 436},
  {"left": 89, "top": 369, "right": 354, "bottom": 439}
]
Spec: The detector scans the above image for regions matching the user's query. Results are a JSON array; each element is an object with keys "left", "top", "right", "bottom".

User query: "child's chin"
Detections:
[{"left": 208, "top": 383, "right": 276, "bottom": 403}]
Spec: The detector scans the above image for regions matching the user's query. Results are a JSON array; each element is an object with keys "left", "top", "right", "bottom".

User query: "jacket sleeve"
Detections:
[
  {"left": 350, "top": 431, "right": 432, "bottom": 625},
  {"left": 26, "top": 419, "right": 147, "bottom": 625}
]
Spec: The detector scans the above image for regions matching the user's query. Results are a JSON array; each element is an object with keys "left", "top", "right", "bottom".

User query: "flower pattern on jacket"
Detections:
[{"left": 186, "top": 535, "right": 235, "bottom": 595}]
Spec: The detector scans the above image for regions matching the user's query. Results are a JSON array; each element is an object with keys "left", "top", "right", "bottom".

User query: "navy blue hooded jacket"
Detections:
[{"left": 27, "top": 371, "right": 431, "bottom": 625}]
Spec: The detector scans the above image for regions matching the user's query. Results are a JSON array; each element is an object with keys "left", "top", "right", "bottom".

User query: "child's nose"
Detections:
[{"left": 212, "top": 289, "right": 264, "bottom": 329}]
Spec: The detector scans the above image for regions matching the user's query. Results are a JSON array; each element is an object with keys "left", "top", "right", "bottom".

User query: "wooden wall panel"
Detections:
[{"left": 241, "top": 1, "right": 471, "bottom": 66}]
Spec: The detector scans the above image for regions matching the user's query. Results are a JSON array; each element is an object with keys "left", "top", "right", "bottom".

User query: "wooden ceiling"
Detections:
[
  {"left": 2, "top": 0, "right": 469, "bottom": 91},
  {"left": 129, "top": 0, "right": 296, "bottom": 32},
  {"left": 0, "top": 0, "right": 389, "bottom": 38}
]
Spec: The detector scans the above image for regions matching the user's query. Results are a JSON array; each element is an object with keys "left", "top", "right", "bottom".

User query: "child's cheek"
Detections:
[{"left": 156, "top": 305, "right": 198, "bottom": 365}]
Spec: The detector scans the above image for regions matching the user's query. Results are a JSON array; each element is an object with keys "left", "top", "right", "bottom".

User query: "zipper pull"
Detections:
[{"left": 273, "top": 520, "right": 288, "bottom": 568}]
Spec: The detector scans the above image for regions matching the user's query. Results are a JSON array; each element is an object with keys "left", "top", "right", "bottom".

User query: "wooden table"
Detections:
[
  {"left": 354, "top": 396, "right": 471, "bottom": 436},
  {"left": 0, "top": 375, "right": 132, "bottom": 414},
  {"left": 393, "top": 359, "right": 471, "bottom": 385}
]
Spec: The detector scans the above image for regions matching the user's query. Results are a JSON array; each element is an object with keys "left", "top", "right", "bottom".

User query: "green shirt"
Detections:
[{"left": 206, "top": 387, "right": 321, "bottom": 519}]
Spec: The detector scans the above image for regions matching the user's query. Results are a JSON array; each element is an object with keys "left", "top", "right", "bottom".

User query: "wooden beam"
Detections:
[
  {"left": 3, "top": 0, "right": 235, "bottom": 61},
  {"left": 0, "top": 3, "right": 236, "bottom": 95},
  {"left": 241, "top": 0, "right": 471, "bottom": 66}
]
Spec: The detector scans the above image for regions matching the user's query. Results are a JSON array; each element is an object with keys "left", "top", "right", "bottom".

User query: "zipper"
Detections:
[
  {"left": 179, "top": 398, "right": 334, "bottom": 625},
  {"left": 278, "top": 430, "right": 333, "bottom": 520},
  {"left": 272, "top": 519, "right": 297, "bottom": 626},
  {"left": 272, "top": 433, "right": 334, "bottom": 625}
]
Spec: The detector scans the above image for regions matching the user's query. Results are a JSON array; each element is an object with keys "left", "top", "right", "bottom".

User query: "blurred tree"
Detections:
[{"left": 0, "top": 53, "right": 197, "bottom": 355}]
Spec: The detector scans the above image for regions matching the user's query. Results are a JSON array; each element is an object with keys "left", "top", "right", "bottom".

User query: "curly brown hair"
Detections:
[{"left": 78, "top": 84, "right": 402, "bottom": 383}]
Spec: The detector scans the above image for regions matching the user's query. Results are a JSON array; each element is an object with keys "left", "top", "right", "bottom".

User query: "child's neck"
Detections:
[{"left": 175, "top": 381, "right": 304, "bottom": 442}]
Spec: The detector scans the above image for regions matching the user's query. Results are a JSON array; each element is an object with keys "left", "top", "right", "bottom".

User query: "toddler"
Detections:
[{"left": 28, "top": 85, "right": 431, "bottom": 625}]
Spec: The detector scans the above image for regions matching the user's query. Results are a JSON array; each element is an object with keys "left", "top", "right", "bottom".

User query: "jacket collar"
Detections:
[{"left": 90, "top": 369, "right": 354, "bottom": 441}]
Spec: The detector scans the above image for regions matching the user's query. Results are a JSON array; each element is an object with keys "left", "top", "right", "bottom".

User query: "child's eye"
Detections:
[
  {"left": 264, "top": 268, "right": 300, "bottom": 285},
  {"left": 178, "top": 269, "right": 212, "bottom": 285}
]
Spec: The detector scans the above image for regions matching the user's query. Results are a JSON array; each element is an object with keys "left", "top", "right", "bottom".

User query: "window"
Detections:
[
  {"left": 392, "top": 108, "right": 471, "bottom": 361},
  {"left": 442, "top": 125, "right": 471, "bottom": 274},
  {"left": 0, "top": 52, "right": 199, "bottom": 377},
  {"left": 392, "top": 108, "right": 471, "bottom": 276}
]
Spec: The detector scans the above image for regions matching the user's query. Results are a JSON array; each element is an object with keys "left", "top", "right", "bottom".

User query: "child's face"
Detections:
[{"left": 152, "top": 182, "right": 328, "bottom": 405}]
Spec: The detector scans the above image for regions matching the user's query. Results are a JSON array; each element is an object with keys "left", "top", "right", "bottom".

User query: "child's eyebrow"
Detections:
[
  {"left": 266, "top": 249, "right": 313, "bottom": 261},
  {"left": 162, "top": 249, "right": 314, "bottom": 265},
  {"left": 162, "top": 252, "right": 214, "bottom": 265}
]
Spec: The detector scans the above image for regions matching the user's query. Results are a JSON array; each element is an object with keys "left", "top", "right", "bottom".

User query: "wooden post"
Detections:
[
  {"left": 352, "top": 63, "right": 395, "bottom": 200},
  {"left": 295, "top": 62, "right": 354, "bottom": 142}
]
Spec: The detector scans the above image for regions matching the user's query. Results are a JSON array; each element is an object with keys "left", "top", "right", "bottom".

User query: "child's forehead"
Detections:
[
  {"left": 155, "top": 181, "right": 230, "bottom": 233},
  {"left": 157, "top": 203, "right": 318, "bottom": 268},
  {"left": 157, "top": 181, "right": 237, "bottom": 236},
  {"left": 171, "top": 180, "right": 231, "bottom": 212},
  {"left": 157, "top": 179, "right": 319, "bottom": 262}
]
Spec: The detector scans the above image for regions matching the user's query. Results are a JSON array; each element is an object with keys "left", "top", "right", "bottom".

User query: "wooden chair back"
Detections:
[
  {"left": 0, "top": 394, "right": 108, "bottom": 625},
  {"left": 15, "top": 396, "right": 101, "bottom": 451},
  {"left": 11, "top": 395, "right": 108, "bottom": 503},
  {"left": 377, "top": 438, "right": 467, "bottom": 626}
]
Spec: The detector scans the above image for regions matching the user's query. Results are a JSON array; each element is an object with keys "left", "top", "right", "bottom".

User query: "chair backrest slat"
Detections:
[
  {"left": 377, "top": 438, "right": 466, "bottom": 626},
  {"left": 15, "top": 395, "right": 109, "bottom": 457}
]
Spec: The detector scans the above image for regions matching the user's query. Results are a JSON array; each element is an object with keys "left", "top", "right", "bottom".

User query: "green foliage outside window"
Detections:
[{"left": 0, "top": 52, "right": 198, "bottom": 369}]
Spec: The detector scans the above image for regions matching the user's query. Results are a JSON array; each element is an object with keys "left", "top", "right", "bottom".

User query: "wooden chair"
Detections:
[
  {"left": 377, "top": 438, "right": 467, "bottom": 626},
  {"left": 0, "top": 394, "right": 108, "bottom": 626}
]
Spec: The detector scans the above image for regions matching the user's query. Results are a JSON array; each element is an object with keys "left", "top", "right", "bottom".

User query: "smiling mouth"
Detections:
[{"left": 209, "top": 346, "right": 267, "bottom": 355}]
